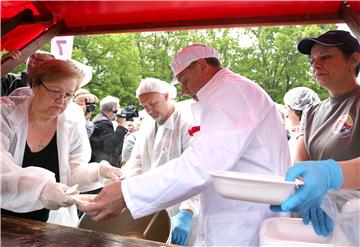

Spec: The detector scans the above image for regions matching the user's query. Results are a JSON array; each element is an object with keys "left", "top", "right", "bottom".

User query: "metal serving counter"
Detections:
[{"left": 1, "top": 216, "right": 173, "bottom": 247}]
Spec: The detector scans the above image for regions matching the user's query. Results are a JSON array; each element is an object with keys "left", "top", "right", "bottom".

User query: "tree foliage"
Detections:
[
  {"left": 73, "top": 25, "right": 335, "bottom": 107},
  {"left": 73, "top": 34, "right": 141, "bottom": 107},
  {"left": 7, "top": 25, "right": 337, "bottom": 109}
]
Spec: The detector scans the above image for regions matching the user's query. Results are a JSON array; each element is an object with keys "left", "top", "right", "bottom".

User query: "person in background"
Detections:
[
  {"left": 123, "top": 121, "right": 137, "bottom": 134},
  {"left": 121, "top": 78, "right": 199, "bottom": 245},
  {"left": 273, "top": 30, "right": 360, "bottom": 237},
  {"left": 121, "top": 117, "right": 142, "bottom": 164},
  {"left": 90, "top": 96, "right": 128, "bottom": 167},
  {"left": 80, "top": 44, "right": 290, "bottom": 246},
  {"left": 283, "top": 87, "right": 320, "bottom": 163},
  {"left": 0, "top": 59, "right": 122, "bottom": 227},
  {"left": 1, "top": 50, "right": 55, "bottom": 96},
  {"left": 110, "top": 108, "right": 140, "bottom": 167},
  {"left": 113, "top": 109, "right": 126, "bottom": 131},
  {"left": 74, "top": 88, "right": 99, "bottom": 137}
]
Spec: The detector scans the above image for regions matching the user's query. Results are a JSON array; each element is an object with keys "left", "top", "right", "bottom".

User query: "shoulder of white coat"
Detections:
[
  {"left": 1, "top": 89, "right": 32, "bottom": 124},
  {"left": 174, "top": 102, "right": 195, "bottom": 125},
  {"left": 213, "top": 71, "right": 274, "bottom": 110},
  {"left": 136, "top": 116, "right": 154, "bottom": 137},
  {"left": 0, "top": 97, "right": 17, "bottom": 115},
  {"left": 61, "top": 102, "right": 86, "bottom": 125}
]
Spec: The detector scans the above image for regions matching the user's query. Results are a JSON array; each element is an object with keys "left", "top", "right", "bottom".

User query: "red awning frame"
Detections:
[{"left": 1, "top": 1, "right": 360, "bottom": 77}]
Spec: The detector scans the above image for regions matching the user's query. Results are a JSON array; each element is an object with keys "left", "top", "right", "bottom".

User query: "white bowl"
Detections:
[
  {"left": 259, "top": 217, "right": 334, "bottom": 246},
  {"left": 208, "top": 171, "right": 302, "bottom": 204}
]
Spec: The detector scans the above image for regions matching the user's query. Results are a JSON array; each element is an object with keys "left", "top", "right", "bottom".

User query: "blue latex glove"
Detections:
[
  {"left": 302, "top": 207, "right": 333, "bottom": 236},
  {"left": 171, "top": 210, "right": 193, "bottom": 245},
  {"left": 270, "top": 160, "right": 343, "bottom": 213}
]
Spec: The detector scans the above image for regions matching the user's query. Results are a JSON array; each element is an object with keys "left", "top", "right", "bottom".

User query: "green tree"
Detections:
[
  {"left": 232, "top": 25, "right": 335, "bottom": 102},
  {"left": 73, "top": 34, "right": 141, "bottom": 108},
  {"left": 8, "top": 25, "right": 336, "bottom": 108}
]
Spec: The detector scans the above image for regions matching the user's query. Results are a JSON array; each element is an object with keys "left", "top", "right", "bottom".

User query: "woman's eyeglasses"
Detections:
[{"left": 40, "top": 83, "right": 74, "bottom": 102}]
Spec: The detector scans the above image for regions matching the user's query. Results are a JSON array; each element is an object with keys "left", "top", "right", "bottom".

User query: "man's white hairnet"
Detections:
[
  {"left": 136, "top": 78, "right": 177, "bottom": 99},
  {"left": 283, "top": 87, "right": 320, "bottom": 111}
]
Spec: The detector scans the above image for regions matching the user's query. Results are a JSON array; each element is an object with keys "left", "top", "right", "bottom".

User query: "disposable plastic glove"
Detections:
[
  {"left": 40, "top": 182, "right": 77, "bottom": 210},
  {"left": 99, "top": 160, "right": 123, "bottom": 181},
  {"left": 302, "top": 207, "right": 333, "bottom": 236},
  {"left": 279, "top": 160, "right": 343, "bottom": 212},
  {"left": 171, "top": 210, "right": 193, "bottom": 245}
]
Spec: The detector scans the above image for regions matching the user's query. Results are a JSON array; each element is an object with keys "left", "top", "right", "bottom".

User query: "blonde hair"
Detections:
[
  {"left": 74, "top": 88, "right": 99, "bottom": 103},
  {"left": 29, "top": 59, "right": 84, "bottom": 90}
]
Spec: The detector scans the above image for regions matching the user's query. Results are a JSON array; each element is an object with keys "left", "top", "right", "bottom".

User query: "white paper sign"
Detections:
[{"left": 51, "top": 36, "right": 74, "bottom": 60}]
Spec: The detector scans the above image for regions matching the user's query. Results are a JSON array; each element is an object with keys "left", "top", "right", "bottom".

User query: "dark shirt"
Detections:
[
  {"left": 1, "top": 71, "right": 29, "bottom": 96},
  {"left": 90, "top": 113, "right": 127, "bottom": 167},
  {"left": 1, "top": 133, "right": 60, "bottom": 222}
]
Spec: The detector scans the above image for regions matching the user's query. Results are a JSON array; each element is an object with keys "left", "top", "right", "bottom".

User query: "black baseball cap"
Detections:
[{"left": 297, "top": 30, "right": 360, "bottom": 55}]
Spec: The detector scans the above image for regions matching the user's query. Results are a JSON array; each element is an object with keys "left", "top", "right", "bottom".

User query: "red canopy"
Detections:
[{"left": 1, "top": 0, "right": 360, "bottom": 76}]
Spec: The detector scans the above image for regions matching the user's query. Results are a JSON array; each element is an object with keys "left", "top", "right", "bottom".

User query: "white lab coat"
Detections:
[
  {"left": 121, "top": 103, "right": 200, "bottom": 243},
  {"left": 0, "top": 88, "right": 103, "bottom": 226},
  {"left": 122, "top": 68, "right": 291, "bottom": 246},
  {"left": 288, "top": 131, "right": 299, "bottom": 164}
]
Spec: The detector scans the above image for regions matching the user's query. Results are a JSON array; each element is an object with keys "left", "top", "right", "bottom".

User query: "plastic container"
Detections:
[
  {"left": 259, "top": 217, "right": 334, "bottom": 246},
  {"left": 208, "top": 171, "right": 302, "bottom": 204}
]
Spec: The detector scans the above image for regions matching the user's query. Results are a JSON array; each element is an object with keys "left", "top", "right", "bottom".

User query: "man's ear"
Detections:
[
  {"left": 198, "top": 58, "right": 208, "bottom": 72},
  {"left": 164, "top": 92, "right": 169, "bottom": 101},
  {"left": 350, "top": 52, "right": 360, "bottom": 72}
]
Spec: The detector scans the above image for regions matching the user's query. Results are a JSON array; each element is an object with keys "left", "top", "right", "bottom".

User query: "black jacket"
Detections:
[
  {"left": 1, "top": 71, "right": 29, "bottom": 96},
  {"left": 90, "top": 113, "right": 127, "bottom": 167}
]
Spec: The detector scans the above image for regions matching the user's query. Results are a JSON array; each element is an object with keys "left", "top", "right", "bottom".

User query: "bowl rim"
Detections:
[{"left": 208, "top": 170, "right": 303, "bottom": 186}]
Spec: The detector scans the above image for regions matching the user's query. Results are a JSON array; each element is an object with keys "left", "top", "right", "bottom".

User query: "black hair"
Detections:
[
  {"left": 288, "top": 105, "right": 303, "bottom": 121},
  {"left": 294, "top": 109, "right": 303, "bottom": 121},
  {"left": 204, "top": 57, "right": 221, "bottom": 68},
  {"left": 336, "top": 44, "right": 360, "bottom": 77}
]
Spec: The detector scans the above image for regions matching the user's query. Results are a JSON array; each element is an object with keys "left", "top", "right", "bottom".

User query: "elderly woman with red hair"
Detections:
[{"left": 1, "top": 59, "right": 122, "bottom": 226}]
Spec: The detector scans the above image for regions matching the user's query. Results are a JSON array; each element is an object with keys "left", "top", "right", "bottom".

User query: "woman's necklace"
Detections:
[
  {"left": 28, "top": 102, "right": 56, "bottom": 151},
  {"left": 32, "top": 122, "right": 45, "bottom": 150},
  {"left": 30, "top": 118, "right": 56, "bottom": 151}
]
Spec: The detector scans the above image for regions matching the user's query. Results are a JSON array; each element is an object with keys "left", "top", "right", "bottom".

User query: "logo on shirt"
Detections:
[{"left": 331, "top": 113, "right": 354, "bottom": 137}]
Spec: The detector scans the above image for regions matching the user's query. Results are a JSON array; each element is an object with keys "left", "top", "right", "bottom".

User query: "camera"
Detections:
[
  {"left": 86, "top": 103, "right": 96, "bottom": 113},
  {"left": 117, "top": 105, "right": 139, "bottom": 121}
]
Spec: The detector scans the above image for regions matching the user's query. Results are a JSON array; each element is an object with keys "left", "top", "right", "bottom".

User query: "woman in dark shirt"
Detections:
[{"left": 1, "top": 59, "right": 123, "bottom": 225}]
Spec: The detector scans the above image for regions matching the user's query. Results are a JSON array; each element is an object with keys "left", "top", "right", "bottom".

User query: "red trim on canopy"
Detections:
[{"left": 1, "top": 1, "right": 359, "bottom": 51}]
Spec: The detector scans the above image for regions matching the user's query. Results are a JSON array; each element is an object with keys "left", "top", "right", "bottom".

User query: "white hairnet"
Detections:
[
  {"left": 136, "top": 78, "right": 177, "bottom": 99},
  {"left": 171, "top": 44, "right": 220, "bottom": 79},
  {"left": 283, "top": 87, "right": 320, "bottom": 111}
]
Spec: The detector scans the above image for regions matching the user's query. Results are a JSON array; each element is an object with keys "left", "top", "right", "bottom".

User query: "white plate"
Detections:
[
  {"left": 72, "top": 194, "right": 97, "bottom": 206},
  {"left": 208, "top": 171, "right": 303, "bottom": 204}
]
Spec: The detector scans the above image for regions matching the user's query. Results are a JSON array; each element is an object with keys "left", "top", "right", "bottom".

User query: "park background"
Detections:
[{"left": 10, "top": 24, "right": 347, "bottom": 111}]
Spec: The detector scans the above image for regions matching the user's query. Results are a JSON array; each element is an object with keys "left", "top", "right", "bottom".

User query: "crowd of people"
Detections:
[{"left": 1, "top": 29, "right": 359, "bottom": 246}]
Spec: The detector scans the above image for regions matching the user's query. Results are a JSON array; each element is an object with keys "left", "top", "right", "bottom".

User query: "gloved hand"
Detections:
[
  {"left": 99, "top": 160, "right": 123, "bottom": 181},
  {"left": 171, "top": 210, "right": 193, "bottom": 245},
  {"left": 302, "top": 207, "right": 333, "bottom": 236},
  {"left": 272, "top": 160, "right": 343, "bottom": 213},
  {"left": 40, "top": 182, "right": 77, "bottom": 210}
]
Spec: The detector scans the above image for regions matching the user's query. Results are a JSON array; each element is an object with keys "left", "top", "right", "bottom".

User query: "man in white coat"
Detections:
[
  {"left": 80, "top": 44, "right": 291, "bottom": 246},
  {"left": 121, "top": 78, "right": 199, "bottom": 245}
]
